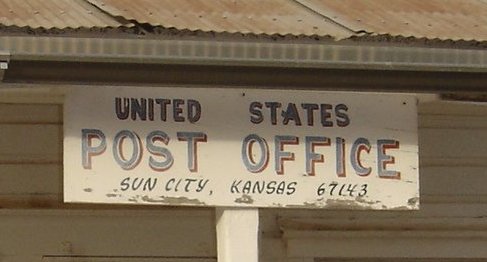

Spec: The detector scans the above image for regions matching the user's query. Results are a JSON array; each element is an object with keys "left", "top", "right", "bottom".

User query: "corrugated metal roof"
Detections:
[
  {"left": 86, "top": 0, "right": 353, "bottom": 38},
  {"left": 298, "top": 0, "right": 487, "bottom": 41},
  {"left": 0, "top": 0, "right": 487, "bottom": 42},
  {"left": 0, "top": 0, "right": 124, "bottom": 29}
]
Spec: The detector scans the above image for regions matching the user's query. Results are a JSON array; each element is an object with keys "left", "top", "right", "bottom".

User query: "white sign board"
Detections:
[{"left": 64, "top": 87, "right": 419, "bottom": 209}]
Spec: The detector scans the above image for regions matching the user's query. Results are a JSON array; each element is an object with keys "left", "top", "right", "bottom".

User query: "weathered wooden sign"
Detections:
[{"left": 64, "top": 87, "right": 419, "bottom": 209}]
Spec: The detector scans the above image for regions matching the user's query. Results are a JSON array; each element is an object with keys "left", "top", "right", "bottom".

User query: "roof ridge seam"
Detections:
[
  {"left": 479, "top": 0, "right": 487, "bottom": 7},
  {"left": 82, "top": 0, "right": 136, "bottom": 28},
  {"left": 291, "top": 0, "right": 357, "bottom": 34},
  {"left": 83, "top": 0, "right": 167, "bottom": 35}
]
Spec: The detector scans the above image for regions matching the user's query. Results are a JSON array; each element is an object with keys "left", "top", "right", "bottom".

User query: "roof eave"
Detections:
[{"left": 1, "top": 36, "right": 486, "bottom": 73}]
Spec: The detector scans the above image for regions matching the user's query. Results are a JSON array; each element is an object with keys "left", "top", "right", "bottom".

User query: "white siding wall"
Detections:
[{"left": 0, "top": 97, "right": 486, "bottom": 261}]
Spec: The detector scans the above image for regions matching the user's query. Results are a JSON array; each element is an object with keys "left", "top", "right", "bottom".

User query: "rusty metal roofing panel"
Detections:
[
  {"left": 298, "top": 0, "right": 487, "bottom": 41},
  {"left": 0, "top": 0, "right": 124, "bottom": 29},
  {"left": 87, "top": 0, "right": 353, "bottom": 38}
]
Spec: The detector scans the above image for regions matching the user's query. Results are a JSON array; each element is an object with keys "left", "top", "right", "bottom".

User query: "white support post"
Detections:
[{"left": 216, "top": 208, "right": 259, "bottom": 262}]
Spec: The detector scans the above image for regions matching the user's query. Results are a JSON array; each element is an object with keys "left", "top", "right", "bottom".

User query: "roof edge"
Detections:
[{"left": 1, "top": 36, "right": 487, "bottom": 72}]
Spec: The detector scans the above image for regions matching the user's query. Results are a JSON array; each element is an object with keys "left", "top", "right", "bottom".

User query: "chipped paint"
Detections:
[
  {"left": 301, "top": 202, "right": 321, "bottom": 208},
  {"left": 141, "top": 195, "right": 206, "bottom": 205},
  {"left": 355, "top": 196, "right": 381, "bottom": 205},
  {"left": 235, "top": 195, "right": 254, "bottom": 204},
  {"left": 408, "top": 197, "right": 420, "bottom": 206},
  {"left": 325, "top": 199, "right": 373, "bottom": 210},
  {"left": 389, "top": 205, "right": 415, "bottom": 211},
  {"left": 284, "top": 197, "right": 416, "bottom": 210}
]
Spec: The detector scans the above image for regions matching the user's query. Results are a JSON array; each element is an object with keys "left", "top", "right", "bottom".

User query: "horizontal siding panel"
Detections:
[
  {"left": 285, "top": 231, "right": 487, "bottom": 258},
  {"left": 419, "top": 102, "right": 487, "bottom": 163},
  {"left": 419, "top": 128, "right": 487, "bottom": 159},
  {"left": 261, "top": 237, "right": 287, "bottom": 262},
  {"left": 419, "top": 101, "right": 487, "bottom": 117},
  {"left": 315, "top": 259, "right": 487, "bottom": 262},
  {"left": 279, "top": 217, "right": 487, "bottom": 232},
  {"left": 0, "top": 104, "right": 62, "bottom": 124},
  {"left": 421, "top": 167, "right": 487, "bottom": 196},
  {"left": 0, "top": 124, "right": 61, "bottom": 163},
  {"left": 266, "top": 201, "right": 487, "bottom": 220},
  {"left": 0, "top": 194, "right": 60, "bottom": 209},
  {"left": 420, "top": 157, "right": 487, "bottom": 168},
  {"left": 0, "top": 209, "right": 215, "bottom": 257},
  {"left": 1, "top": 255, "right": 39, "bottom": 262},
  {"left": 0, "top": 164, "right": 60, "bottom": 194},
  {"left": 419, "top": 115, "right": 487, "bottom": 129},
  {"left": 43, "top": 258, "right": 216, "bottom": 262},
  {"left": 0, "top": 92, "right": 64, "bottom": 104},
  {"left": 0, "top": 163, "right": 60, "bottom": 208}
]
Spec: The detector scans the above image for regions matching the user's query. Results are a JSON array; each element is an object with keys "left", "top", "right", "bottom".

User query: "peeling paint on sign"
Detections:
[
  {"left": 235, "top": 194, "right": 254, "bottom": 204},
  {"left": 64, "top": 87, "right": 419, "bottom": 209},
  {"left": 141, "top": 195, "right": 206, "bottom": 205}
]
